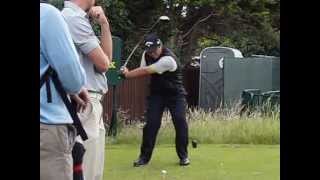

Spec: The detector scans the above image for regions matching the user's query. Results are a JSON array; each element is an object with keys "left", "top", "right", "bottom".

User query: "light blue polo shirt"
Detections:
[{"left": 40, "top": 3, "right": 86, "bottom": 124}]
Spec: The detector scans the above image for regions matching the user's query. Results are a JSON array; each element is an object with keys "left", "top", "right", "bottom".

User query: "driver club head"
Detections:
[{"left": 159, "top": 16, "right": 170, "bottom": 21}]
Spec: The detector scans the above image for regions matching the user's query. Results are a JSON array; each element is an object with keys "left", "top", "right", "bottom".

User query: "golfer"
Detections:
[{"left": 121, "top": 33, "right": 190, "bottom": 167}]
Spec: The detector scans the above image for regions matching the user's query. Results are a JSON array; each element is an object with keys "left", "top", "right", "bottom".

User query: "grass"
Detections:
[
  {"left": 102, "top": 106, "right": 280, "bottom": 179},
  {"left": 108, "top": 107, "right": 280, "bottom": 145},
  {"left": 103, "top": 144, "right": 280, "bottom": 180}
]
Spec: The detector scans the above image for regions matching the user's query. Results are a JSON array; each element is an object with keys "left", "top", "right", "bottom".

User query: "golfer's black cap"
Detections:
[{"left": 144, "top": 33, "right": 162, "bottom": 52}]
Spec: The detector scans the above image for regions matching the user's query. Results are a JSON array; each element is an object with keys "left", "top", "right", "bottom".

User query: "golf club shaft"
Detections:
[
  {"left": 122, "top": 18, "right": 161, "bottom": 68},
  {"left": 123, "top": 38, "right": 144, "bottom": 67}
]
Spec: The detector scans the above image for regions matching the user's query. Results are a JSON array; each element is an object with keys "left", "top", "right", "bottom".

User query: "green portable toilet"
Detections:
[
  {"left": 251, "top": 55, "right": 280, "bottom": 91},
  {"left": 223, "top": 56, "right": 280, "bottom": 106},
  {"left": 199, "top": 47, "right": 243, "bottom": 110}
]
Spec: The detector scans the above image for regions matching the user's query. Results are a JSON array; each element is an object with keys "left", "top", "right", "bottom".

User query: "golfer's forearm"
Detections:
[
  {"left": 100, "top": 23, "right": 113, "bottom": 62},
  {"left": 126, "top": 68, "right": 151, "bottom": 79}
]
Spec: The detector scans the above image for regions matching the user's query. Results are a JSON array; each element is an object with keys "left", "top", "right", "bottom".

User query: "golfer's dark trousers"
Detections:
[{"left": 139, "top": 94, "right": 189, "bottom": 161}]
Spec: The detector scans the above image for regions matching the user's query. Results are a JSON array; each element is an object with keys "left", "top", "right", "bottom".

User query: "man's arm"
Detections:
[
  {"left": 42, "top": 6, "right": 85, "bottom": 94},
  {"left": 122, "top": 56, "right": 177, "bottom": 79},
  {"left": 63, "top": 8, "right": 111, "bottom": 73},
  {"left": 86, "top": 24, "right": 113, "bottom": 73},
  {"left": 86, "top": 46, "right": 111, "bottom": 72},
  {"left": 87, "top": 6, "right": 113, "bottom": 72},
  {"left": 123, "top": 67, "right": 154, "bottom": 79},
  {"left": 100, "top": 21, "right": 113, "bottom": 61}
]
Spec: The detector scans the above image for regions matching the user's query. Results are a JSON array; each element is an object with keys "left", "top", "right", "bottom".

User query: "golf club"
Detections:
[{"left": 120, "top": 16, "right": 170, "bottom": 70}]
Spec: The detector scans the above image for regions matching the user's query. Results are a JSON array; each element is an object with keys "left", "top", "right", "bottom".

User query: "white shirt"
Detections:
[{"left": 140, "top": 51, "right": 177, "bottom": 74}]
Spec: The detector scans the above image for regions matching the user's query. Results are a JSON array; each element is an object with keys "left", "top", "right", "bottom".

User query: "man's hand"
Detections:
[
  {"left": 71, "top": 87, "right": 90, "bottom": 113},
  {"left": 88, "top": 6, "right": 109, "bottom": 26},
  {"left": 120, "top": 66, "right": 129, "bottom": 74},
  {"left": 119, "top": 66, "right": 129, "bottom": 79},
  {"left": 119, "top": 66, "right": 152, "bottom": 79}
]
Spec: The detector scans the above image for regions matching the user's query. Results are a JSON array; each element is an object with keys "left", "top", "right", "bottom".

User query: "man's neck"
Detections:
[
  {"left": 160, "top": 47, "right": 166, "bottom": 56},
  {"left": 70, "top": 0, "right": 88, "bottom": 12}
]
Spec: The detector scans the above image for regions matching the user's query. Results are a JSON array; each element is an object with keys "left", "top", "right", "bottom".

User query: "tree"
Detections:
[{"left": 48, "top": 0, "right": 280, "bottom": 66}]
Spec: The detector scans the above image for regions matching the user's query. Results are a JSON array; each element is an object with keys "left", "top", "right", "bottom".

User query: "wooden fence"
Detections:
[
  {"left": 102, "top": 67, "right": 199, "bottom": 123},
  {"left": 102, "top": 76, "right": 150, "bottom": 123}
]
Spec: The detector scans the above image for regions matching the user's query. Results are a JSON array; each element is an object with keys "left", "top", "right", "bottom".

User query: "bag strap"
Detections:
[
  {"left": 40, "top": 67, "right": 53, "bottom": 102},
  {"left": 40, "top": 66, "right": 54, "bottom": 88},
  {"left": 40, "top": 67, "right": 88, "bottom": 141}
]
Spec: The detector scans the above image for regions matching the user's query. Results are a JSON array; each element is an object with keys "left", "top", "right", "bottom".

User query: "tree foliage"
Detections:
[{"left": 48, "top": 0, "right": 280, "bottom": 66}]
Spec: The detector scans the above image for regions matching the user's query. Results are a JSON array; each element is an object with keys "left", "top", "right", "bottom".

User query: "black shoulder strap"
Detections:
[
  {"left": 40, "top": 66, "right": 54, "bottom": 88},
  {"left": 40, "top": 67, "right": 53, "bottom": 103},
  {"left": 40, "top": 67, "right": 88, "bottom": 141}
]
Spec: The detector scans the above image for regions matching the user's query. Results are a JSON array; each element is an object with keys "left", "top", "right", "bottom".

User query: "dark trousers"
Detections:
[{"left": 139, "top": 94, "right": 189, "bottom": 161}]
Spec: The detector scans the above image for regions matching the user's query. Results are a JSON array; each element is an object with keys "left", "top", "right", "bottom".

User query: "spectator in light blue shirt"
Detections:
[
  {"left": 40, "top": 2, "right": 87, "bottom": 180},
  {"left": 40, "top": 3, "right": 86, "bottom": 124}
]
